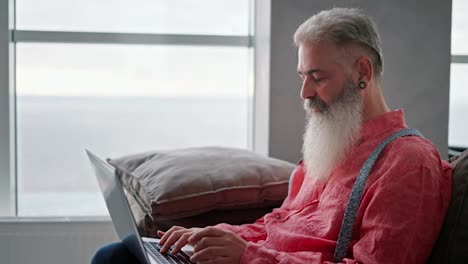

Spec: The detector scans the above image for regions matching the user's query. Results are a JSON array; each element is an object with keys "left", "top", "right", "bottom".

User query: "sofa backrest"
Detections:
[{"left": 428, "top": 149, "right": 468, "bottom": 263}]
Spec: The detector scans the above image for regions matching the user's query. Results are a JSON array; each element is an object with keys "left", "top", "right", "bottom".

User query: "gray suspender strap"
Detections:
[{"left": 333, "top": 128, "right": 423, "bottom": 262}]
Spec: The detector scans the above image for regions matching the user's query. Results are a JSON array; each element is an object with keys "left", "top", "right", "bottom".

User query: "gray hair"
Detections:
[{"left": 294, "top": 8, "right": 383, "bottom": 79}]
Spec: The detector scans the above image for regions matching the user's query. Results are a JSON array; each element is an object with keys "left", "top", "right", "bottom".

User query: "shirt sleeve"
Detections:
[
  {"left": 214, "top": 217, "right": 267, "bottom": 243},
  {"left": 350, "top": 164, "right": 451, "bottom": 264},
  {"left": 241, "top": 243, "right": 360, "bottom": 264},
  {"left": 237, "top": 163, "right": 451, "bottom": 264}
]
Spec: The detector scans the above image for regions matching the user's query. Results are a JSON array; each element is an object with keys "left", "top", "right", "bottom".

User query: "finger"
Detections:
[
  {"left": 171, "top": 232, "right": 192, "bottom": 254},
  {"left": 156, "top": 230, "right": 165, "bottom": 238},
  {"left": 160, "top": 229, "right": 187, "bottom": 254},
  {"left": 193, "top": 237, "right": 226, "bottom": 252},
  {"left": 188, "top": 227, "right": 224, "bottom": 243},
  {"left": 190, "top": 246, "right": 228, "bottom": 262},
  {"left": 159, "top": 226, "right": 183, "bottom": 246}
]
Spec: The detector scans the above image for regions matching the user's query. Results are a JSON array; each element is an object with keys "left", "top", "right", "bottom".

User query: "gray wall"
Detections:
[{"left": 267, "top": 0, "right": 452, "bottom": 162}]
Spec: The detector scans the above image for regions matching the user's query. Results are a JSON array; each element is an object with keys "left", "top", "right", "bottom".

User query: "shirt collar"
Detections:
[{"left": 360, "top": 109, "right": 407, "bottom": 141}]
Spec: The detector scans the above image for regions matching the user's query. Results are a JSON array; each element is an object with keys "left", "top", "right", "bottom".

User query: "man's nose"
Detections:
[{"left": 300, "top": 78, "right": 317, "bottom": 100}]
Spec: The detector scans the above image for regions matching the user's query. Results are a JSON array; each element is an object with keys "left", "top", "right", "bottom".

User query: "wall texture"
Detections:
[{"left": 267, "top": 0, "right": 452, "bottom": 162}]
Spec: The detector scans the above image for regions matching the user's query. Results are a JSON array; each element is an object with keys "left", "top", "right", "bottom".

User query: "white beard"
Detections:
[{"left": 302, "top": 79, "right": 363, "bottom": 181}]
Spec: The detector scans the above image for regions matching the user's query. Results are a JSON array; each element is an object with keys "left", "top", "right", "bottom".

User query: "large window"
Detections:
[
  {"left": 449, "top": 0, "right": 468, "bottom": 150},
  {"left": 1, "top": 0, "right": 254, "bottom": 217}
]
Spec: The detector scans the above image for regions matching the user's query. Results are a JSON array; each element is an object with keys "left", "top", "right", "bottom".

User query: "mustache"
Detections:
[{"left": 304, "top": 96, "right": 328, "bottom": 113}]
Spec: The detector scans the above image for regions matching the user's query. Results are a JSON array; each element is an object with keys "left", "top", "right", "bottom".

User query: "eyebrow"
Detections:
[{"left": 297, "top": 68, "right": 322, "bottom": 76}]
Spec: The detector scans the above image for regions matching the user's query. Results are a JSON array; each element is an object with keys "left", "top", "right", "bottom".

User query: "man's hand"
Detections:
[
  {"left": 158, "top": 226, "right": 202, "bottom": 254},
  {"left": 188, "top": 227, "right": 247, "bottom": 264}
]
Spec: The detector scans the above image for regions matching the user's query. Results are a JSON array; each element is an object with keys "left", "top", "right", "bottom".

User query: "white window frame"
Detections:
[
  {"left": 0, "top": 0, "right": 270, "bottom": 219},
  {"left": 0, "top": 0, "right": 16, "bottom": 217}
]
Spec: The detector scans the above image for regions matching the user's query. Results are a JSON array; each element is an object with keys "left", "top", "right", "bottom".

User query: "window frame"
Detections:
[
  {"left": 0, "top": 0, "right": 16, "bottom": 217},
  {"left": 0, "top": 0, "right": 267, "bottom": 218},
  {"left": 452, "top": 55, "right": 468, "bottom": 64}
]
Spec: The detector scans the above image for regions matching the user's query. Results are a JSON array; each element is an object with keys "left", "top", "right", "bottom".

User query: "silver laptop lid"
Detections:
[{"left": 86, "top": 149, "right": 150, "bottom": 264}]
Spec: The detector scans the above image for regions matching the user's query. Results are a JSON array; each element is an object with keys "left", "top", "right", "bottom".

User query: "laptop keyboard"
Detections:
[{"left": 144, "top": 241, "right": 193, "bottom": 264}]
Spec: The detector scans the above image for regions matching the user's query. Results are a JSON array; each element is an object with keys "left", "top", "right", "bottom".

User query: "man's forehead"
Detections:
[{"left": 297, "top": 42, "right": 342, "bottom": 71}]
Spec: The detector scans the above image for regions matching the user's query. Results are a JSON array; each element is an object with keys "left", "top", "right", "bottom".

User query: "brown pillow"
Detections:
[
  {"left": 428, "top": 149, "right": 468, "bottom": 263},
  {"left": 107, "top": 146, "right": 295, "bottom": 224}
]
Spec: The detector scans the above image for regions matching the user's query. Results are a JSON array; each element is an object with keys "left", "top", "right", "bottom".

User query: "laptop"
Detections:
[{"left": 86, "top": 149, "right": 194, "bottom": 264}]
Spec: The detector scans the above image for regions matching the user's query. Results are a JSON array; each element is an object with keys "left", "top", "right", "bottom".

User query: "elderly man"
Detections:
[{"left": 92, "top": 7, "right": 451, "bottom": 264}]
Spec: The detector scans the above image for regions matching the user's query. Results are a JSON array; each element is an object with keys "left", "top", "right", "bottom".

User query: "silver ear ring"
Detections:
[{"left": 359, "top": 81, "right": 367, "bottom": 89}]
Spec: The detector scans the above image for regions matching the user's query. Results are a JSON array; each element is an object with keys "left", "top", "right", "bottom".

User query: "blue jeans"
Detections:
[{"left": 91, "top": 242, "right": 140, "bottom": 264}]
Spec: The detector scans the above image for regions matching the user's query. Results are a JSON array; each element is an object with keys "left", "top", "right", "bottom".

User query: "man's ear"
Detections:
[{"left": 356, "top": 56, "right": 373, "bottom": 83}]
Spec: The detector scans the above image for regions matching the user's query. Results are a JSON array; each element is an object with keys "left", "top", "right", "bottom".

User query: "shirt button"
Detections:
[{"left": 275, "top": 214, "right": 281, "bottom": 220}]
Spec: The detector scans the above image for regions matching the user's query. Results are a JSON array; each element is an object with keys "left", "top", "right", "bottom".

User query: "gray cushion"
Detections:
[
  {"left": 107, "top": 146, "right": 295, "bottom": 225},
  {"left": 136, "top": 208, "right": 274, "bottom": 236},
  {"left": 428, "top": 149, "right": 468, "bottom": 263}
]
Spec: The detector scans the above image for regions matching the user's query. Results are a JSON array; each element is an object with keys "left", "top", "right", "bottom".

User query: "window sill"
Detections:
[{"left": 0, "top": 216, "right": 111, "bottom": 223}]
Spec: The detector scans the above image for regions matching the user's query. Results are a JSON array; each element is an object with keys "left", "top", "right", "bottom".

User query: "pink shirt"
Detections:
[{"left": 216, "top": 110, "right": 452, "bottom": 263}]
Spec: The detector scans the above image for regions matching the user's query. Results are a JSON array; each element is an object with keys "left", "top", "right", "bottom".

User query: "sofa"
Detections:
[{"left": 107, "top": 146, "right": 468, "bottom": 263}]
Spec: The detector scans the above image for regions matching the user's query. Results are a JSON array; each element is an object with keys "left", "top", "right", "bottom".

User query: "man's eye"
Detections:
[{"left": 313, "top": 77, "right": 323, "bottom": 83}]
